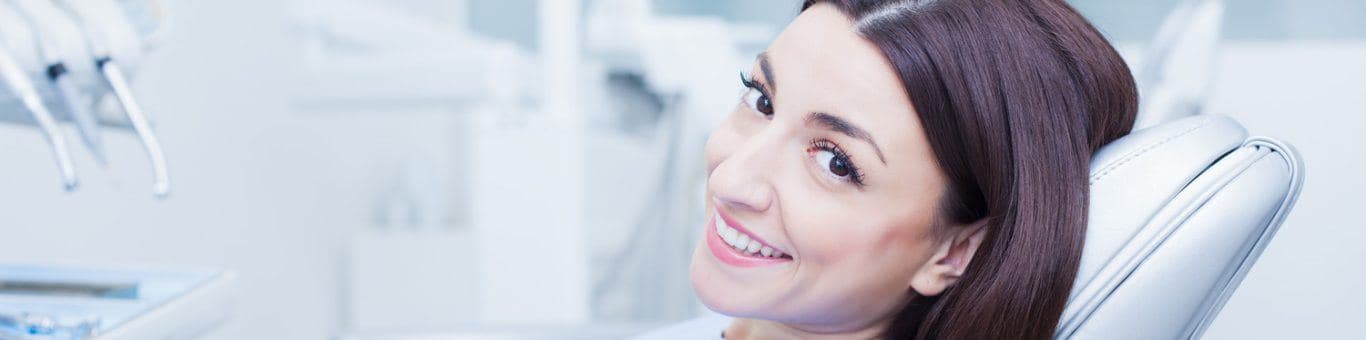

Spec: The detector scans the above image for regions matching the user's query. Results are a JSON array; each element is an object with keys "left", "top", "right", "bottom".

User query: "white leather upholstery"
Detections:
[{"left": 1057, "top": 114, "right": 1305, "bottom": 339}]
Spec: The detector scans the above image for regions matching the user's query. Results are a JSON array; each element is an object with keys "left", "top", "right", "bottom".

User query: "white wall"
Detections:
[{"left": 1201, "top": 42, "right": 1366, "bottom": 339}]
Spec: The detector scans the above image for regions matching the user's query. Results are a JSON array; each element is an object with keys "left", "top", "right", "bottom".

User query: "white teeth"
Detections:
[{"left": 715, "top": 212, "right": 788, "bottom": 258}]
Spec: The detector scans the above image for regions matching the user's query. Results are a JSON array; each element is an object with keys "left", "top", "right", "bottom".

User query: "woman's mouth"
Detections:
[{"left": 706, "top": 211, "right": 793, "bottom": 268}]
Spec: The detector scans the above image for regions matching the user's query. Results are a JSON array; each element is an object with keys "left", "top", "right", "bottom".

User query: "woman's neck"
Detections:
[{"left": 725, "top": 316, "right": 891, "bottom": 340}]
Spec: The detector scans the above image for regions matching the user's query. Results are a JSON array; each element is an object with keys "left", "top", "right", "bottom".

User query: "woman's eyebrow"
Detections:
[
  {"left": 757, "top": 52, "right": 777, "bottom": 92},
  {"left": 806, "top": 112, "right": 888, "bottom": 164}
]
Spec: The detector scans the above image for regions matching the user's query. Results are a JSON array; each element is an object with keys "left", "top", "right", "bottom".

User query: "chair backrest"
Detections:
[{"left": 1056, "top": 114, "right": 1305, "bottom": 339}]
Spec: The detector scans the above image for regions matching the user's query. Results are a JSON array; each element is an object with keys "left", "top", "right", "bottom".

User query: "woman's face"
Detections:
[{"left": 690, "top": 4, "right": 980, "bottom": 334}]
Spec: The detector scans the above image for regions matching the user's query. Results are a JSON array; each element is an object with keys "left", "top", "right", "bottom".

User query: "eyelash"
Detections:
[
  {"left": 808, "top": 139, "right": 866, "bottom": 187},
  {"left": 740, "top": 73, "right": 774, "bottom": 117}
]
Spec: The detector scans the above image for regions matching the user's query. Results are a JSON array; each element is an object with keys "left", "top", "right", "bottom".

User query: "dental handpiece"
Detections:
[
  {"left": 10, "top": 0, "right": 107, "bottom": 166},
  {"left": 97, "top": 58, "right": 169, "bottom": 197},
  {"left": 0, "top": 43, "right": 78, "bottom": 191},
  {"left": 55, "top": 0, "right": 170, "bottom": 198},
  {"left": 52, "top": 63, "right": 106, "bottom": 165}
]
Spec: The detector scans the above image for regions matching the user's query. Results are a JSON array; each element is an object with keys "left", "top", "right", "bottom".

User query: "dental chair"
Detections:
[
  {"left": 1056, "top": 113, "right": 1304, "bottom": 339},
  {"left": 1055, "top": 0, "right": 1306, "bottom": 337}
]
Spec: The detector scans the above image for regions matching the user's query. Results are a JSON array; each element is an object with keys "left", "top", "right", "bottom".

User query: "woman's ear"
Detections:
[{"left": 909, "top": 219, "right": 988, "bottom": 296}]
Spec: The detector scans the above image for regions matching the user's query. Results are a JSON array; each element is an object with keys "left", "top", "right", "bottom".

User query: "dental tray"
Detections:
[{"left": 0, "top": 263, "right": 233, "bottom": 340}]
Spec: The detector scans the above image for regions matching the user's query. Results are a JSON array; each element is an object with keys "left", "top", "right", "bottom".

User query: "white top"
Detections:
[{"left": 632, "top": 313, "right": 733, "bottom": 340}]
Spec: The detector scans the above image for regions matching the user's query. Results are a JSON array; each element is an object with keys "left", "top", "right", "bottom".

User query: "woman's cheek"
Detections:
[{"left": 783, "top": 196, "right": 871, "bottom": 265}]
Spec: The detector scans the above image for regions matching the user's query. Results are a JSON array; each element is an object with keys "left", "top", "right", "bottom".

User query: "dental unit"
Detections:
[{"left": 0, "top": 0, "right": 171, "bottom": 197}]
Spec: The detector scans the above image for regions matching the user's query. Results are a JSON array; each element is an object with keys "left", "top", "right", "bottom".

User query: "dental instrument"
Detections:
[
  {"left": 56, "top": 0, "right": 170, "bottom": 198},
  {"left": 0, "top": 309, "right": 99, "bottom": 339},
  {"left": 97, "top": 58, "right": 168, "bottom": 197},
  {"left": 8, "top": 0, "right": 107, "bottom": 165},
  {"left": 0, "top": 310, "right": 56, "bottom": 337},
  {"left": 0, "top": 29, "right": 78, "bottom": 191}
]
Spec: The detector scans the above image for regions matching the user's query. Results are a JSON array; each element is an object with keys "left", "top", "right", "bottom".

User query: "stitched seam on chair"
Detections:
[
  {"left": 1090, "top": 117, "right": 1217, "bottom": 184},
  {"left": 1062, "top": 115, "right": 1222, "bottom": 333},
  {"left": 1066, "top": 144, "right": 1261, "bottom": 338}
]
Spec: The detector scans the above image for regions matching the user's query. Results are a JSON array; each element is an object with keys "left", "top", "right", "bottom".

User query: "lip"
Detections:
[{"left": 706, "top": 211, "right": 792, "bottom": 268}]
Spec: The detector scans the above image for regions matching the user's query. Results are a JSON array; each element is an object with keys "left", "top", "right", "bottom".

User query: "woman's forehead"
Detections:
[
  {"left": 764, "top": 4, "right": 925, "bottom": 165},
  {"left": 768, "top": 4, "right": 896, "bottom": 96}
]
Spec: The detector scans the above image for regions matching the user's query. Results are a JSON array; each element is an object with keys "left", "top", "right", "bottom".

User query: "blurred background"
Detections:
[{"left": 0, "top": 0, "right": 1362, "bottom": 339}]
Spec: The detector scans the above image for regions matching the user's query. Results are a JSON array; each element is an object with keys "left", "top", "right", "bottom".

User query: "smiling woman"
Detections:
[{"left": 637, "top": 0, "right": 1139, "bottom": 339}]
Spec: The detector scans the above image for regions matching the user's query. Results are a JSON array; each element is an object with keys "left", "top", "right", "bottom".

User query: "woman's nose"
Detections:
[{"left": 707, "top": 134, "right": 779, "bottom": 213}]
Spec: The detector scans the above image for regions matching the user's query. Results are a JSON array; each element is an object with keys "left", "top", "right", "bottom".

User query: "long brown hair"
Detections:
[{"left": 799, "top": 0, "right": 1138, "bottom": 339}]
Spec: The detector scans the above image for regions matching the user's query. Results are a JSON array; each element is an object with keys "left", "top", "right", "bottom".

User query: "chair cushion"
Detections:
[{"left": 1057, "top": 115, "right": 1304, "bottom": 339}]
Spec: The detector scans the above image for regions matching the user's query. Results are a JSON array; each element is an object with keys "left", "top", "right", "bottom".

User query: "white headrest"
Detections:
[{"left": 1057, "top": 114, "right": 1304, "bottom": 339}]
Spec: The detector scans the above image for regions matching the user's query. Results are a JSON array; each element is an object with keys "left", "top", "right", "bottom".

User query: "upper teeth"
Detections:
[{"left": 716, "top": 213, "right": 785, "bottom": 258}]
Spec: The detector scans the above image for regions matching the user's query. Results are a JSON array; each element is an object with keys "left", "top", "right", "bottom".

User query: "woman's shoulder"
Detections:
[{"left": 631, "top": 312, "right": 732, "bottom": 340}]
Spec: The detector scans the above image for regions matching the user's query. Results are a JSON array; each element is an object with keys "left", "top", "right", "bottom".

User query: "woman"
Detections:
[{"left": 642, "top": 0, "right": 1137, "bottom": 339}]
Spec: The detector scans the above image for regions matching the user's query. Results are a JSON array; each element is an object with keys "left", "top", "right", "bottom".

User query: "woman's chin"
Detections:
[
  {"left": 690, "top": 245, "right": 777, "bottom": 319},
  {"left": 691, "top": 277, "right": 756, "bottom": 319}
]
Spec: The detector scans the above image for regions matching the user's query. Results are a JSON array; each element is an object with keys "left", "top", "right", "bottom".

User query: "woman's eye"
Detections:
[
  {"left": 742, "top": 88, "right": 775, "bottom": 117},
  {"left": 814, "top": 149, "right": 852, "bottom": 178},
  {"left": 740, "top": 74, "right": 775, "bottom": 117},
  {"left": 809, "top": 140, "right": 865, "bottom": 187}
]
